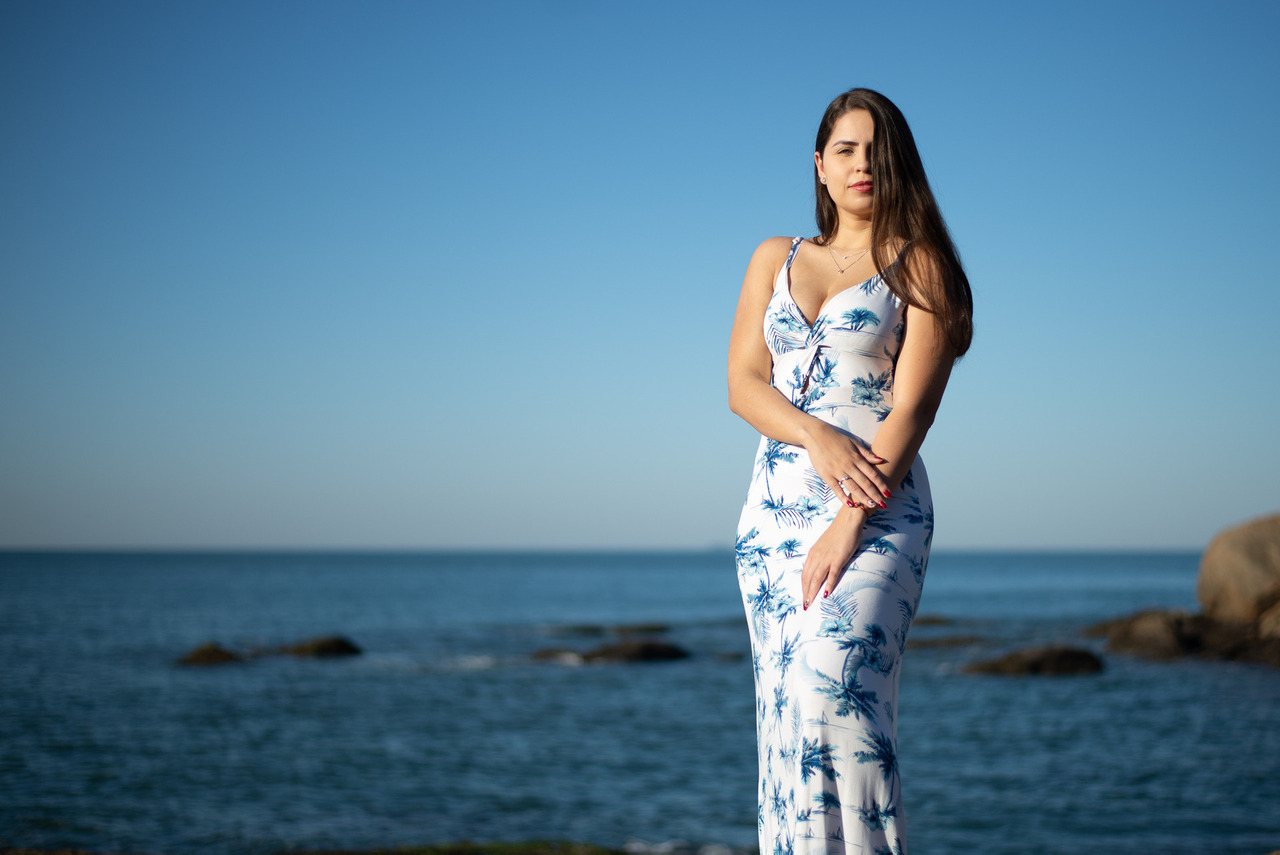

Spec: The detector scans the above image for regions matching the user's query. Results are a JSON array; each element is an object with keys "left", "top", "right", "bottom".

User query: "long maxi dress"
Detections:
[{"left": 736, "top": 237, "right": 933, "bottom": 855}]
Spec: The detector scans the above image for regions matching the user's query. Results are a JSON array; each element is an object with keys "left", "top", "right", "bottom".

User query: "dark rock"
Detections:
[
  {"left": 1260, "top": 601, "right": 1280, "bottom": 640},
  {"left": 907, "top": 634, "right": 984, "bottom": 649},
  {"left": 912, "top": 614, "right": 953, "bottom": 626},
  {"left": 531, "top": 648, "right": 585, "bottom": 665},
  {"left": 581, "top": 640, "right": 690, "bottom": 663},
  {"left": 1086, "top": 608, "right": 1190, "bottom": 659},
  {"left": 1085, "top": 608, "right": 1280, "bottom": 668},
  {"left": 278, "top": 635, "right": 362, "bottom": 658},
  {"left": 612, "top": 623, "right": 670, "bottom": 636},
  {"left": 178, "top": 642, "right": 245, "bottom": 666},
  {"left": 551, "top": 622, "right": 671, "bottom": 637},
  {"left": 1197, "top": 513, "right": 1280, "bottom": 622},
  {"left": 554, "top": 624, "right": 609, "bottom": 637},
  {"left": 962, "top": 645, "right": 1103, "bottom": 676}
]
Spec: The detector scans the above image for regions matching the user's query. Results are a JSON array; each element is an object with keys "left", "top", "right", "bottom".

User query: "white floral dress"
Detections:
[{"left": 736, "top": 237, "right": 933, "bottom": 855}]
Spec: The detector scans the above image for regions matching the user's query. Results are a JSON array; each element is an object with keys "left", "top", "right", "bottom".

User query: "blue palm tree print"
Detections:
[
  {"left": 737, "top": 237, "right": 933, "bottom": 855},
  {"left": 798, "top": 737, "right": 840, "bottom": 783},
  {"left": 836, "top": 307, "right": 881, "bottom": 332}
]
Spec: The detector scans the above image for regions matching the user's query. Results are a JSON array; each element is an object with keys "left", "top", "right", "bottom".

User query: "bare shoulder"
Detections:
[
  {"left": 751, "top": 234, "right": 797, "bottom": 263},
  {"left": 744, "top": 236, "right": 799, "bottom": 284}
]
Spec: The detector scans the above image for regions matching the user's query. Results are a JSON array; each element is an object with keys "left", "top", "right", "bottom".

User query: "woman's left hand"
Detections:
[{"left": 801, "top": 507, "right": 867, "bottom": 610}]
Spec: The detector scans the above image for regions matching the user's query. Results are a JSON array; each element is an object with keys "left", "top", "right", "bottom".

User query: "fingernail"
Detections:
[
  {"left": 803, "top": 601, "right": 808, "bottom": 610},
  {"left": 846, "top": 500, "right": 855, "bottom": 508},
  {"left": 878, "top": 501, "right": 887, "bottom": 509},
  {"left": 823, "top": 590, "right": 829, "bottom": 598},
  {"left": 883, "top": 490, "right": 891, "bottom": 498}
]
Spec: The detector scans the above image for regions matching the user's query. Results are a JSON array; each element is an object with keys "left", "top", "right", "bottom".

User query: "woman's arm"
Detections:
[
  {"left": 727, "top": 238, "right": 890, "bottom": 509},
  {"left": 799, "top": 298, "right": 956, "bottom": 608}
]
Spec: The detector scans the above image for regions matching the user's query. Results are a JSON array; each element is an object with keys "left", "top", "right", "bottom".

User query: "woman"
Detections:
[{"left": 728, "top": 88, "right": 972, "bottom": 855}]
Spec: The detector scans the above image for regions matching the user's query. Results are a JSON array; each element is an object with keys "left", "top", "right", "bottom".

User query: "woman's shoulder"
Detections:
[
  {"left": 743, "top": 236, "right": 802, "bottom": 289},
  {"left": 749, "top": 235, "right": 804, "bottom": 267}
]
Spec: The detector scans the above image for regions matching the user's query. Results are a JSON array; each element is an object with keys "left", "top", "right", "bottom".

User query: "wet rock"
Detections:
[
  {"left": 177, "top": 642, "right": 245, "bottom": 666},
  {"left": 582, "top": 640, "right": 690, "bottom": 663},
  {"left": 907, "top": 634, "right": 984, "bottom": 649},
  {"left": 1257, "top": 600, "right": 1280, "bottom": 640},
  {"left": 1086, "top": 608, "right": 1189, "bottom": 659},
  {"left": 532, "top": 648, "right": 585, "bottom": 665},
  {"left": 554, "top": 624, "right": 609, "bottom": 637},
  {"left": 1197, "top": 513, "right": 1280, "bottom": 622},
  {"left": 277, "top": 635, "right": 362, "bottom": 657},
  {"left": 1086, "top": 608, "right": 1280, "bottom": 668},
  {"left": 962, "top": 645, "right": 1103, "bottom": 676}
]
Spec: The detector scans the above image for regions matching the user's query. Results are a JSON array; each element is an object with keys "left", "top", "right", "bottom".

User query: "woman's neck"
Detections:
[{"left": 829, "top": 220, "right": 873, "bottom": 251}]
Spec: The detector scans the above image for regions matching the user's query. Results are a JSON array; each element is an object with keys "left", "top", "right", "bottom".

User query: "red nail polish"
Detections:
[
  {"left": 883, "top": 490, "right": 891, "bottom": 498},
  {"left": 846, "top": 500, "right": 855, "bottom": 508},
  {"left": 823, "top": 590, "right": 829, "bottom": 598},
  {"left": 879, "top": 501, "right": 887, "bottom": 509}
]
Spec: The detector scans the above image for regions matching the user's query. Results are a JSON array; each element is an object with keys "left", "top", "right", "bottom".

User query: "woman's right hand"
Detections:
[{"left": 802, "top": 420, "right": 890, "bottom": 510}]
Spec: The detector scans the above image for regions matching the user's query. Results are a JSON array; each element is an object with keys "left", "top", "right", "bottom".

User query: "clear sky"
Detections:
[{"left": 1, "top": 0, "right": 1277, "bottom": 551}]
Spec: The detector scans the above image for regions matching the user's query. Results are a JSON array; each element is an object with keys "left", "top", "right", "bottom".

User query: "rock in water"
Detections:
[
  {"left": 278, "top": 635, "right": 362, "bottom": 657},
  {"left": 1197, "top": 513, "right": 1280, "bottom": 622},
  {"left": 962, "top": 645, "right": 1104, "bottom": 676},
  {"left": 1088, "top": 608, "right": 1189, "bottom": 659},
  {"left": 1259, "top": 601, "right": 1280, "bottom": 640},
  {"left": 582, "top": 640, "right": 690, "bottom": 663},
  {"left": 178, "top": 642, "right": 245, "bottom": 666}
]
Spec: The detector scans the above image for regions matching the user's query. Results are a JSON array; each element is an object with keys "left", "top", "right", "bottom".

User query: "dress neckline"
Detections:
[{"left": 778, "top": 238, "right": 882, "bottom": 330}]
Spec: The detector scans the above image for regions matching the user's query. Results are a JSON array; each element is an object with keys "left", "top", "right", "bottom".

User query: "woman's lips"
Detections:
[{"left": 851, "top": 181, "right": 872, "bottom": 192}]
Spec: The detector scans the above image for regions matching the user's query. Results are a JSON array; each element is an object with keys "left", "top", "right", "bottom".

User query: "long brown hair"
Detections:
[{"left": 814, "top": 88, "right": 973, "bottom": 357}]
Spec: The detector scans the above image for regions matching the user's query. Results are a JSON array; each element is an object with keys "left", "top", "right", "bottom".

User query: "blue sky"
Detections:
[{"left": 1, "top": 0, "right": 1277, "bottom": 550}]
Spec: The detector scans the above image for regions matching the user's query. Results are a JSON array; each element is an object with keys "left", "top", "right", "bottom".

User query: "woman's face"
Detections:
[{"left": 815, "top": 108, "right": 875, "bottom": 222}]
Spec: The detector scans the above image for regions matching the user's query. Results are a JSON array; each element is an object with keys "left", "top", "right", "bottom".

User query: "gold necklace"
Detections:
[{"left": 827, "top": 245, "right": 871, "bottom": 275}]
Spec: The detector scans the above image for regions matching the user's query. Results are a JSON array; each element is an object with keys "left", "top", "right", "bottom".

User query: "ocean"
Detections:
[{"left": 1, "top": 550, "right": 1278, "bottom": 855}]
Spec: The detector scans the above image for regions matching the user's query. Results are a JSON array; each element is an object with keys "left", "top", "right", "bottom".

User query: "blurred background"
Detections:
[{"left": 2, "top": 1, "right": 1278, "bottom": 854}]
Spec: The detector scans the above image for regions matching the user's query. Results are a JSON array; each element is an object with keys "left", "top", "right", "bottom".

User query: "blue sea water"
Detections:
[{"left": 1, "top": 551, "right": 1278, "bottom": 855}]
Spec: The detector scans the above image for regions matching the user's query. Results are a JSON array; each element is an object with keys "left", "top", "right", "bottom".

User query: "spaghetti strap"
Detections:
[{"left": 784, "top": 236, "right": 803, "bottom": 269}]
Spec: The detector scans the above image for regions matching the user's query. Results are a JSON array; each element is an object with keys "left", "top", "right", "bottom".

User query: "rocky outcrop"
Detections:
[
  {"left": 532, "top": 640, "right": 691, "bottom": 664},
  {"left": 1197, "top": 513, "right": 1280, "bottom": 622},
  {"left": 1259, "top": 601, "right": 1280, "bottom": 640},
  {"left": 582, "top": 640, "right": 690, "bottom": 663},
  {"left": 177, "top": 635, "right": 362, "bottom": 666},
  {"left": 1085, "top": 608, "right": 1280, "bottom": 668},
  {"left": 1085, "top": 609, "right": 1190, "bottom": 659},
  {"left": 907, "top": 634, "right": 984, "bottom": 649},
  {"left": 277, "top": 635, "right": 362, "bottom": 657},
  {"left": 1079, "top": 515, "right": 1280, "bottom": 670},
  {"left": 177, "top": 642, "right": 245, "bottom": 666},
  {"left": 961, "top": 646, "right": 1103, "bottom": 676},
  {"left": 531, "top": 648, "right": 585, "bottom": 665}
]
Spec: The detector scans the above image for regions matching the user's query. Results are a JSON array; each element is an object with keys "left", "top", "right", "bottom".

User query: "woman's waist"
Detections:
[{"left": 766, "top": 398, "right": 894, "bottom": 440}]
